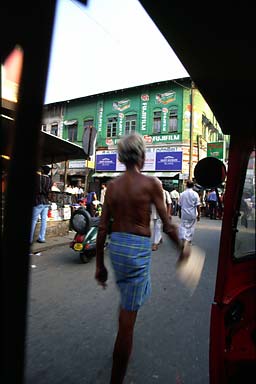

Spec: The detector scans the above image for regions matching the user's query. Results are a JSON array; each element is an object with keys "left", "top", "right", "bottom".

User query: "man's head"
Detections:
[
  {"left": 186, "top": 180, "right": 194, "bottom": 188},
  {"left": 41, "top": 165, "right": 51, "bottom": 175},
  {"left": 78, "top": 198, "right": 87, "bottom": 206},
  {"left": 118, "top": 132, "right": 145, "bottom": 168}
]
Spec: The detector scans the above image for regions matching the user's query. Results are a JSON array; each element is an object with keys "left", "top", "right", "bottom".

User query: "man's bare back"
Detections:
[
  {"left": 98, "top": 169, "right": 172, "bottom": 238},
  {"left": 106, "top": 170, "right": 156, "bottom": 236}
]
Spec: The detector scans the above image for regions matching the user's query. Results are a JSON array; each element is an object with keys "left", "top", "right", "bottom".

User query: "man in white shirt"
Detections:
[
  {"left": 100, "top": 183, "right": 107, "bottom": 204},
  {"left": 178, "top": 180, "right": 201, "bottom": 244},
  {"left": 170, "top": 187, "right": 180, "bottom": 216},
  {"left": 151, "top": 181, "right": 172, "bottom": 251}
]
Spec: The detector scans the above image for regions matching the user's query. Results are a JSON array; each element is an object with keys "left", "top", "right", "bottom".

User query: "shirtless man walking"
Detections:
[{"left": 95, "top": 132, "right": 189, "bottom": 384}]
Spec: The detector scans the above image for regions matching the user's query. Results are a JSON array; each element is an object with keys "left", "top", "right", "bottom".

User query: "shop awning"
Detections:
[
  {"left": 63, "top": 119, "right": 78, "bottom": 125},
  {"left": 141, "top": 172, "right": 179, "bottom": 178},
  {"left": 39, "top": 131, "right": 86, "bottom": 164},
  {"left": 1, "top": 115, "right": 87, "bottom": 164},
  {"left": 92, "top": 172, "right": 121, "bottom": 178},
  {"left": 92, "top": 171, "right": 179, "bottom": 178}
]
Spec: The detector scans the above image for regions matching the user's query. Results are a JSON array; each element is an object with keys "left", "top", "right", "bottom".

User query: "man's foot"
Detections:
[
  {"left": 152, "top": 244, "right": 158, "bottom": 251},
  {"left": 37, "top": 239, "right": 46, "bottom": 243}
]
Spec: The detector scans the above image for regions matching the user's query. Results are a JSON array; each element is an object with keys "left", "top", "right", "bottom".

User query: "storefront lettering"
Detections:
[
  {"left": 97, "top": 103, "right": 103, "bottom": 133},
  {"left": 118, "top": 112, "right": 124, "bottom": 136},
  {"left": 152, "top": 134, "right": 180, "bottom": 142},
  {"left": 162, "top": 108, "right": 168, "bottom": 132},
  {"left": 141, "top": 102, "right": 147, "bottom": 131}
]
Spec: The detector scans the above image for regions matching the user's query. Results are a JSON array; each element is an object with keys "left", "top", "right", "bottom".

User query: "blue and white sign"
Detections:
[
  {"left": 155, "top": 151, "right": 182, "bottom": 171},
  {"left": 95, "top": 150, "right": 183, "bottom": 172},
  {"left": 96, "top": 153, "right": 116, "bottom": 171}
]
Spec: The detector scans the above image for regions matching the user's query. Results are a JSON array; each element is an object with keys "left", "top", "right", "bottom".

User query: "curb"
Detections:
[
  {"left": 31, "top": 240, "right": 72, "bottom": 253},
  {"left": 31, "top": 233, "right": 75, "bottom": 253}
]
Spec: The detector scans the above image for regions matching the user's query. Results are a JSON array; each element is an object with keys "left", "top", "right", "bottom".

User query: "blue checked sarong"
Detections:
[{"left": 109, "top": 232, "right": 152, "bottom": 311}]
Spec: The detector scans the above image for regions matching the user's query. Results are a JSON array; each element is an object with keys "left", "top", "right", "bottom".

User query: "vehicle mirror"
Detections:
[{"left": 194, "top": 157, "right": 226, "bottom": 188}]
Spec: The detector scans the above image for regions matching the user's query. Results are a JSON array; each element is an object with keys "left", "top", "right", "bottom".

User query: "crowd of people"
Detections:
[
  {"left": 199, "top": 189, "right": 224, "bottom": 220},
  {"left": 149, "top": 183, "right": 224, "bottom": 252}
]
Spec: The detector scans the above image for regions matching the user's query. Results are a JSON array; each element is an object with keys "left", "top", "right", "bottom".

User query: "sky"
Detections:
[{"left": 44, "top": 0, "right": 189, "bottom": 104}]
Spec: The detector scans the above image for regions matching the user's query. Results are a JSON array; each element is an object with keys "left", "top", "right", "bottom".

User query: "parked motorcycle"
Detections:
[{"left": 69, "top": 207, "right": 100, "bottom": 263}]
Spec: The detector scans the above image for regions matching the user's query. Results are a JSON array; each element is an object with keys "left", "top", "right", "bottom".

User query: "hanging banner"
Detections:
[
  {"left": 96, "top": 151, "right": 182, "bottom": 172},
  {"left": 207, "top": 142, "right": 224, "bottom": 160},
  {"left": 140, "top": 94, "right": 149, "bottom": 131}
]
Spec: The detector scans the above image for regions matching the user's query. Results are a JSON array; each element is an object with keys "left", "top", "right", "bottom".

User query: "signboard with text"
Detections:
[
  {"left": 96, "top": 151, "right": 182, "bottom": 172},
  {"left": 155, "top": 151, "right": 183, "bottom": 171},
  {"left": 207, "top": 142, "right": 224, "bottom": 160},
  {"left": 95, "top": 153, "right": 116, "bottom": 171}
]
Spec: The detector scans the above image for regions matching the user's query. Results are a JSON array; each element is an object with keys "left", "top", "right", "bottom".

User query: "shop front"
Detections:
[
  {"left": 37, "top": 132, "right": 87, "bottom": 237},
  {"left": 93, "top": 148, "right": 183, "bottom": 192},
  {"left": 2, "top": 117, "right": 87, "bottom": 238}
]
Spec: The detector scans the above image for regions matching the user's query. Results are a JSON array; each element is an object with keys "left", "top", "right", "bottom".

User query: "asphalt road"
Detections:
[{"left": 25, "top": 216, "right": 222, "bottom": 384}]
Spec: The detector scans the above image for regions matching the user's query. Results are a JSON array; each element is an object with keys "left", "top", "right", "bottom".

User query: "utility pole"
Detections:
[
  {"left": 82, "top": 125, "right": 97, "bottom": 192},
  {"left": 189, "top": 81, "right": 195, "bottom": 180}
]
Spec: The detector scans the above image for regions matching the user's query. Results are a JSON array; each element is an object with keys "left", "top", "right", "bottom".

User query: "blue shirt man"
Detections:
[{"left": 207, "top": 189, "right": 217, "bottom": 219}]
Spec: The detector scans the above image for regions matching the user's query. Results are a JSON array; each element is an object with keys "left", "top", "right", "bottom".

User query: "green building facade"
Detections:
[
  {"left": 43, "top": 78, "right": 226, "bottom": 192},
  {"left": 62, "top": 80, "right": 186, "bottom": 146}
]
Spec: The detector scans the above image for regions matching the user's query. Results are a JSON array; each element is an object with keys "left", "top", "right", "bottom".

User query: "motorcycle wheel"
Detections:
[
  {"left": 79, "top": 252, "right": 90, "bottom": 264},
  {"left": 79, "top": 250, "right": 96, "bottom": 264},
  {"left": 70, "top": 208, "right": 91, "bottom": 234}
]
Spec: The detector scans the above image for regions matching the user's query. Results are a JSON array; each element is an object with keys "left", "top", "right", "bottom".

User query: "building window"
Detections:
[
  {"left": 153, "top": 111, "right": 161, "bottom": 134},
  {"left": 125, "top": 114, "right": 137, "bottom": 135},
  {"left": 42, "top": 124, "right": 47, "bottom": 132},
  {"left": 202, "top": 124, "right": 207, "bottom": 139},
  {"left": 169, "top": 108, "right": 178, "bottom": 132},
  {"left": 51, "top": 123, "right": 58, "bottom": 136},
  {"left": 107, "top": 116, "right": 118, "bottom": 137},
  {"left": 67, "top": 123, "right": 78, "bottom": 142},
  {"left": 83, "top": 119, "right": 94, "bottom": 139},
  {"left": 84, "top": 119, "right": 93, "bottom": 130}
]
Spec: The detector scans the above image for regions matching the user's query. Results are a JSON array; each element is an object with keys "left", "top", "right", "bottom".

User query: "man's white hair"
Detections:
[{"left": 118, "top": 132, "right": 145, "bottom": 166}]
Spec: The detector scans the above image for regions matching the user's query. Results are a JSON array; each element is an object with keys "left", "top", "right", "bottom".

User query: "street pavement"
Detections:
[{"left": 26, "top": 216, "right": 222, "bottom": 384}]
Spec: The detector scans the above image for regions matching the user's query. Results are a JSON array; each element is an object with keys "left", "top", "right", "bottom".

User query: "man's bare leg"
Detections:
[{"left": 110, "top": 308, "right": 138, "bottom": 384}]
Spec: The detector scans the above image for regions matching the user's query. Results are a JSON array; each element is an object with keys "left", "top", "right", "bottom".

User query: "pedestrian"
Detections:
[
  {"left": 77, "top": 184, "right": 84, "bottom": 200},
  {"left": 170, "top": 187, "right": 180, "bottom": 216},
  {"left": 207, "top": 188, "right": 218, "bottom": 219},
  {"left": 100, "top": 183, "right": 107, "bottom": 204},
  {"left": 178, "top": 180, "right": 201, "bottom": 245},
  {"left": 30, "top": 165, "right": 52, "bottom": 244},
  {"left": 64, "top": 184, "right": 73, "bottom": 194},
  {"left": 151, "top": 181, "right": 172, "bottom": 251},
  {"left": 95, "top": 132, "right": 189, "bottom": 384},
  {"left": 51, "top": 182, "right": 60, "bottom": 192},
  {"left": 217, "top": 192, "right": 224, "bottom": 219},
  {"left": 86, "top": 191, "right": 99, "bottom": 216},
  {"left": 78, "top": 197, "right": 87, "bottom": 208}
]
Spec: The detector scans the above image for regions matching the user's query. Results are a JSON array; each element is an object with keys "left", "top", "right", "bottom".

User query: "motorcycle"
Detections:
[{"left": 69, "top": 207, "right": 100, "bottom": 263}]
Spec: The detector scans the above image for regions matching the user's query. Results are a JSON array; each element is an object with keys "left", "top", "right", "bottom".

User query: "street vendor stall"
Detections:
[{"left": 1, "top": 115, "right": 87, "bottom": 238}]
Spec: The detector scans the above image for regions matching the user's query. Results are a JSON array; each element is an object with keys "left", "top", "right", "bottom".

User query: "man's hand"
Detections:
[
  {"left": 95, "top": 265, "right": 108, "bottom": 289},
  {"left": 176, "top": 241, "right": 191, "bottom": 268}
]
